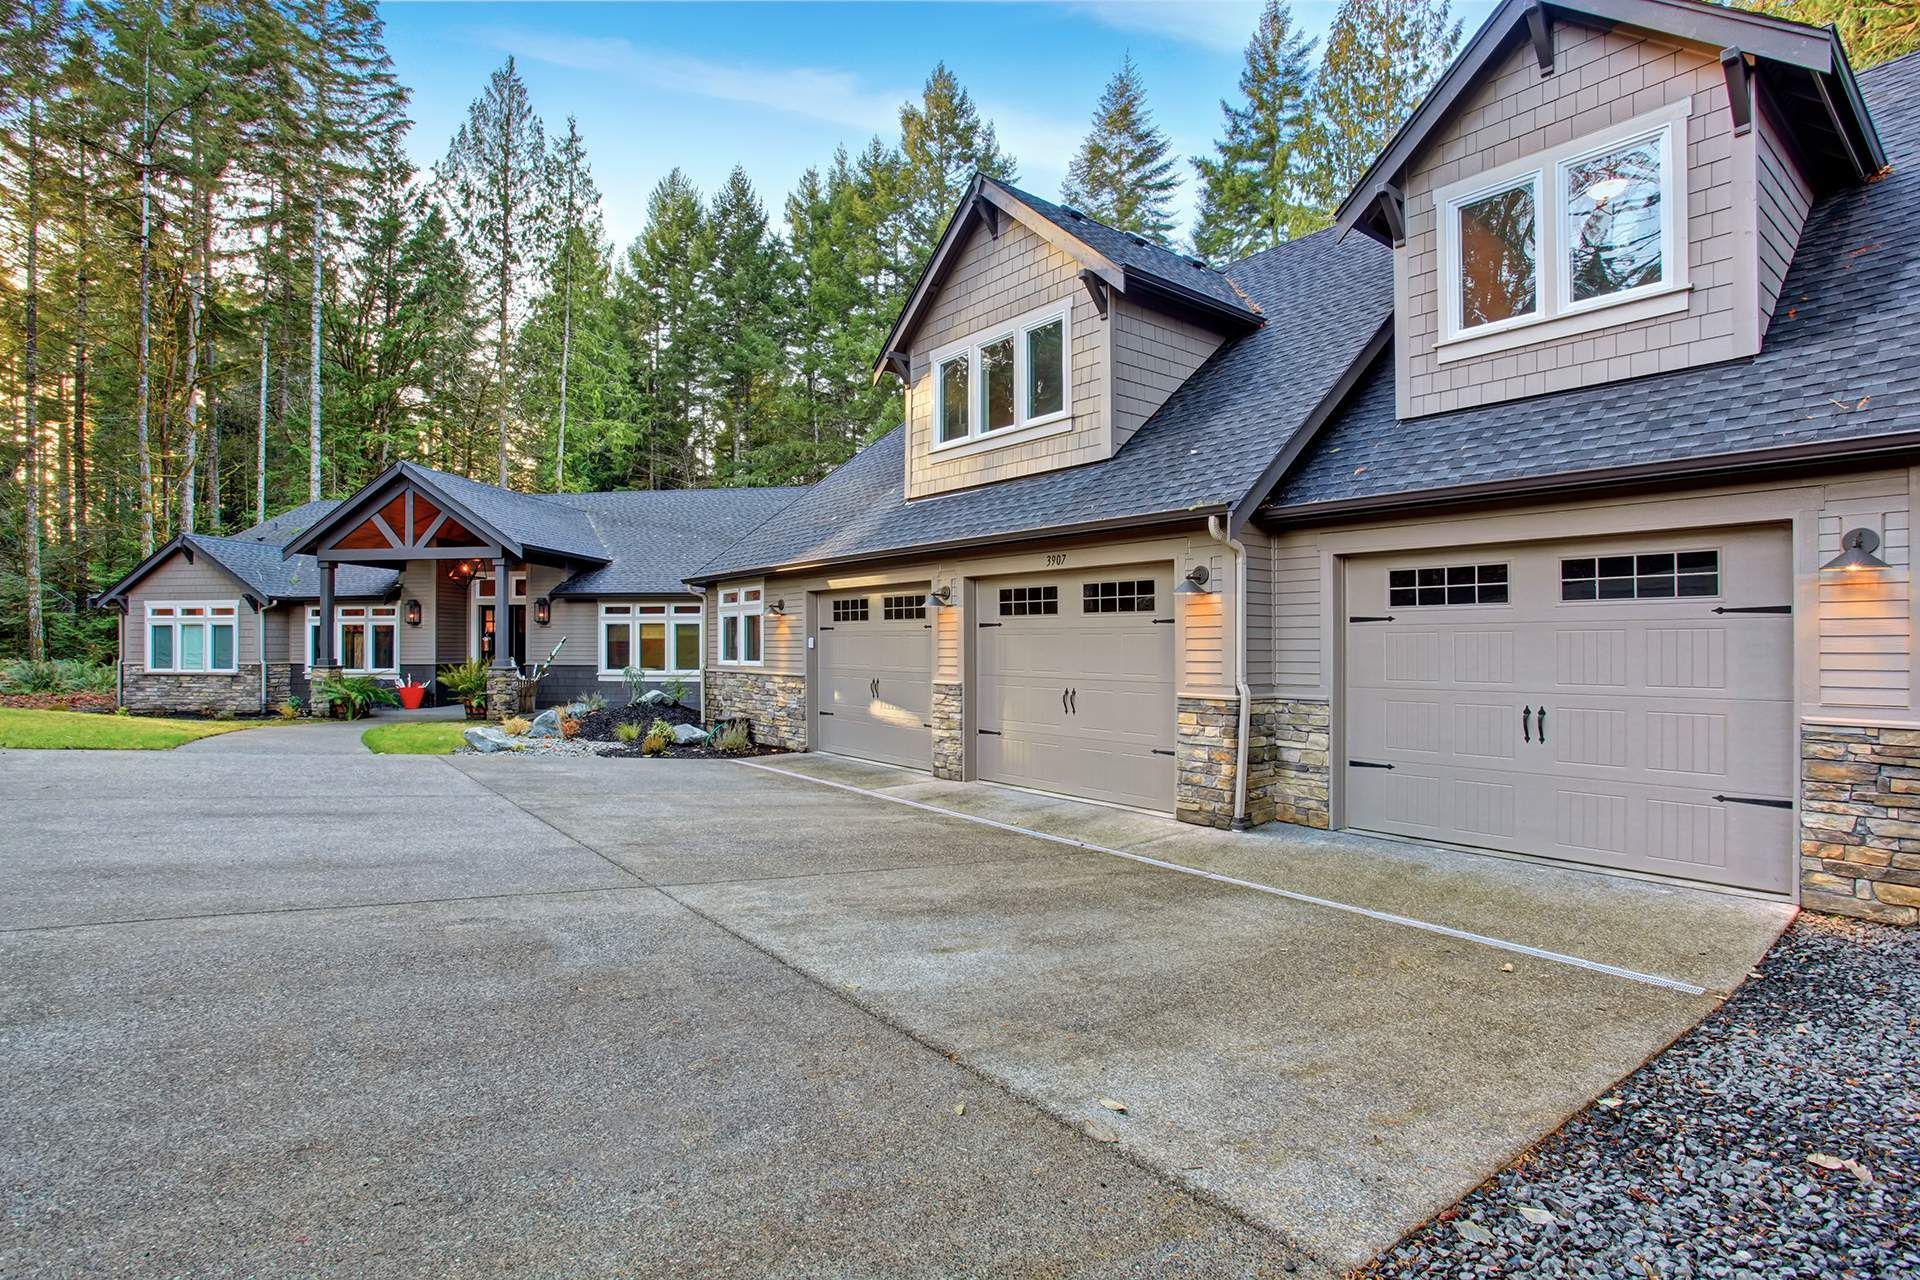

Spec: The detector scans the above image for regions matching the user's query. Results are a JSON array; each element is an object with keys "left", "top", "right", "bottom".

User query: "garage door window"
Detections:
[
  {"left": 1561, "top": 551, "right": 1718, "bottom": 601},
  {"left": 1083, "top": 579, "right": 1155, "bottom": 613},
  {"left": 999, "top": 585, "right": 1058, "bottom": 617},
  {"left": 832, "top": 598, "right": 869, "bottom": 623},
  {"left": 1389, "top": 564, "right": 1509, "bottom": 607},
  {"left": 882, "top": 594, "right": 926, "bottom": 621}
]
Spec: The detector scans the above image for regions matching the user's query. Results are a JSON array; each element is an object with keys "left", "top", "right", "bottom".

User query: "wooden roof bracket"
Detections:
[
  {"left": 1526, "top": 4, "right": 1554, "bottom": 76},
  {"left": 882, "top": 350, "right": 912, "bottom": 381},
  {"left": 1079, "top": 269, "right": 1110, "bottom": 320},
  {"left": 1376, "top": 184, "right": 1407, "bottom": 248},
  {"left": 982, "top": 201, "right": 1000, "bottom": 240},
  {"left": 1721, "top": 47, "right": 1754, "bottom": 137}
]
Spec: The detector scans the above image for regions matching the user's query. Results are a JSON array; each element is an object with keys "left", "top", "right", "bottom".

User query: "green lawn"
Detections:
[
  {"left": 0, "top": 707, "right": 262, "bottom": 750},
  {"left": 362, "top": 721, "right": 471, "bottom": 755}
]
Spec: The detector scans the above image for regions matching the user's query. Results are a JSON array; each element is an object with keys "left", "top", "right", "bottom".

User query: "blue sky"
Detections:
[{"left": 382, "top": 1, "right": 1498, "bottom": 252}]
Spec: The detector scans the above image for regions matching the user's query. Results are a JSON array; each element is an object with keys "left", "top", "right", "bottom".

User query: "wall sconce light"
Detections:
[
  {"left": 1174, "top": 565, "right": 1213, "bottom": 594},
  {"left": 925, "top": 583, "right": 953, "bottom": 608},
  {"left": 449, "top": 560, "right": 475, "bottom": 584},
  {"left": 768, "top": 597, "right": 786, "bottom": 616},
  {"left": 1823, "top": 528, "right": 1890, "bottom": 572},
  {"left": 535, "top": 597, "right": 552, "bottom": 626},
  {"left": 404, "top": 598, "right": 423, "bottom": 626}
]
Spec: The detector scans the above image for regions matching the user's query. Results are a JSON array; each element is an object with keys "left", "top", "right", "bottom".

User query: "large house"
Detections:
[{"left": 100, "top": 0, "right": 1920, "bottom": 925}]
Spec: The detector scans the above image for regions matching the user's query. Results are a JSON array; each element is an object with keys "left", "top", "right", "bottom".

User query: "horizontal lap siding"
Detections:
[
  {"left": 436, "top": 566, "right": 467, "bottom": 664},
  {"left": 398, "top": 562, "right": 441, "bottom": 666},
  {"left": 120, "top": 553, "right": 261, "bottom": 668},
  {"left": 1398, "top": 23, "right": 1756, "bottom": 417},
  {"left": 1817, "top": 474, "right": 1912, "bottom": 711}
]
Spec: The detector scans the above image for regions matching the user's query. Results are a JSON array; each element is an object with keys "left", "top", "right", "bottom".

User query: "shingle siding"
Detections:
[{"left": 1756, "top": 100, "right": 1814, "bottom": 333}]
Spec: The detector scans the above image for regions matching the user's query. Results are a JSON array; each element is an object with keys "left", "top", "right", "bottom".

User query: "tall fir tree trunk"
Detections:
[
  {"left": 496, "top": 244, "right": 510, "bottom": 486},
  {"left": 256, "top": 323, "right": 269, "bottom": 525},
  {"left": 309, "top": 193, "right": 324, "bottom": 501},
  {"left": 181, "top": 175, "right": 205, "bottom": 534},
  {"left": 136, "top": 50, "right": 155, "bottom": 556},
  {"left": 22, "top": 82, "right": 45, "bottom": 660},
  {"left": 72, "top": 145, "right": 90, "bottom": 610},
  {"left": 204, "top": 185, "right": 219, "bottom": 532},
  {"left": 557, "top": 239, "right": 571, "bottom": 489}
]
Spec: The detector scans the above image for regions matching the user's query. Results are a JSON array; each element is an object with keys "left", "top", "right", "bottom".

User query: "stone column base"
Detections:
[
  {"left": 1176, "top": 696, "right": 1240, "bottom": 828},
  {"left": 1801, "top": 723, "right": 1920, "bottom": 926},
  {"left": 307, "top": 666, "right": 342, "bottom": 716},
  {"left": 486, "top": 670, "right": 530, "bottom": 722},
  {"left": 931, "top": 682, "right": 964, "bottom": 780},
  {"left": 1250, "top": 697, "right": 1331, "bottom": 830}
]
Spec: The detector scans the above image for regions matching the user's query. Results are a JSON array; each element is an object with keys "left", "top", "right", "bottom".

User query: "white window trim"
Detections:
[
  {"left": 927, "top": 299, "right": 1073, "bottom": 456},
  {"left": 598, "top": 601, "right": 704, "bottom": 679},
  {"left": 1434, "top": 99, "right": 1691, "bottom": 364},
  {"left": 717, "top": 581, "right": 765, "bottom": 668},
  {"left": 305, "top": 604, "right": 401, "bottom": 675},
  {"left": 145, "top": 600, "right": 241, "bottom": 674}
]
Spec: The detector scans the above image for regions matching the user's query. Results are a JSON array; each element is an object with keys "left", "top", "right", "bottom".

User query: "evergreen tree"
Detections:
[
  {"left": 1309, "top": 0, "right": 1461, "bottom": 210},
  {"left": 518, "top": 228, "right": 628, "bottom": 491},
  {"left": 704, "top": 167, "right": 787, "bottom": 483},
  {"left": 544, "top": 117, "right": 600, "bottom": 489},
  {"left": 1191, "top": 0, "right": 1321, "bottom": 263},
  {"left": 898, "top": 63, "right": 1016, "bottom": 264},
  {"left": 614, "top": 169, "right": 709, "bottom": 489},
  {"left": 1733, "top": 1, "right": 1918, "bottom": 69},
  {"left": 1061, "top": 54, "right": 1179, "bottom": 243},
  {"left": 436, "top": 56, "right": 552, "bottom": 486}
]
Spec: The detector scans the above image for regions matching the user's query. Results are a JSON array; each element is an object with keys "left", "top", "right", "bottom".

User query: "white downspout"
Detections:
[{"left": 1207, "top": 515, "right": 1253, "bottom": 831}]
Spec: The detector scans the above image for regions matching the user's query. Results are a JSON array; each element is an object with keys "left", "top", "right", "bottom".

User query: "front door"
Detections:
[{"left": 477, "top": 603, "right": 527, "bottom": 668}]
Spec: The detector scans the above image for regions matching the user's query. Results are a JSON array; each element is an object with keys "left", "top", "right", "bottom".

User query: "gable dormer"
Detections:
[
  {"left": 1336, "top": 0, "right": 1883, "bottom": 420},
  {"left": 878, "top": 177, "right": 1262, "bottom": 500}
]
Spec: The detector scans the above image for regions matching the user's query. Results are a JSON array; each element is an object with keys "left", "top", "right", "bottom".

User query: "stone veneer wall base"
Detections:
[
  {"left": 1179, "top": 695, "right": 1332, "bottom": 831},
  {"left": 1800, "top": 723, "right": 1920, "bottom": 926},
  {"left": 931, "top": 682, "right": 964, "bottom": 780},
  {"left": 120, "top": 663, "right": 266, "bottom": 716},
  {"left": 707, "top": 669, "right": 808, "bottom": 750}
]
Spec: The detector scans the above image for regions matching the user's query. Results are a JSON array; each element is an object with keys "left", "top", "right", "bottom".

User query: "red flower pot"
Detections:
[{"left": 396, "top": 685, "right": 427, "bottom": 710}]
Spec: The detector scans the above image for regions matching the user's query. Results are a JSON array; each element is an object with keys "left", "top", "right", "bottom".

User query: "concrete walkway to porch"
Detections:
[{"left": 181, "top": 704, "right": 464, "bottom": 755}]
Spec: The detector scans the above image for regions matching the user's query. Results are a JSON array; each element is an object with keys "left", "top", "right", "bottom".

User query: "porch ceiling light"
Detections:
[
  {"left": 1823, "top": 528, "right": 1890, "bottom": 572},
  {"left": 404, "top": 598, "right": 422, "bottom": 626},
  {"left": 535, "top": 597, "right": 552, "bottom": 626},
  {"left": 1174, "top": 565, "right": 1213, "bottom": 594},
  {"left": 925, "top": 584, "right": 952, "bottom": 608}
]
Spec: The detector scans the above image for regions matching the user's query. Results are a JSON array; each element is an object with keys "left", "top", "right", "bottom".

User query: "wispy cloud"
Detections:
[
  {"left": 1059, "top": 0, "right": 1264, "bottom": 54},
  {"left": 489, "top": 29, "right": 909, "bottom": 136}
]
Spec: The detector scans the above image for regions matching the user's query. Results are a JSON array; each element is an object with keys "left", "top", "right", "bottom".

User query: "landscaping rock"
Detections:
[
  {"left": 640, "top": 689, "right": 673, "bottom": 706},
  {"left": 525, "top": 708, "right": 563, "bottom": 739},
  {"left": 463, "top": 727, "right": 516, "bottom": 754},
  {"left": 672, "top": 723, "right": 710, "bottom": 745}
]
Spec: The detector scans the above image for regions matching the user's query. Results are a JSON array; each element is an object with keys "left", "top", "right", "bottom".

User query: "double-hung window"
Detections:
[
  {"left": 306, "top": 605, "right": 399, "bottom": 673},
  {"left": 146, "top": 602, "right": 239, "bottom": 674},
  {"left": 601, "top": 602, "right": 702, "bottom": 676},
  {"left": 718, "top": 584, "right": 763, "bottom": 665},
  {"left": 1436, "top": 101, "right": 1689, "bottom": 361},
  {"left": 930, "top": 301, "right": 1071, "bottom": 450}
]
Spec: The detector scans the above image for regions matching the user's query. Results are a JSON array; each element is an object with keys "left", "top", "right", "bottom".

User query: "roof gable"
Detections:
[
  {"left": 282, "top": 462, "right": 609, "bottom": 565},
  {"left": 1337, "top": 0, "right": 1884, "bottom": 245}
]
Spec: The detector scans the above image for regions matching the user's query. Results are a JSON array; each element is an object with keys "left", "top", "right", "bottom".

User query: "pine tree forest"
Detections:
[{"left": 3, "top": 0, "right": 1915, "bottom": 663}]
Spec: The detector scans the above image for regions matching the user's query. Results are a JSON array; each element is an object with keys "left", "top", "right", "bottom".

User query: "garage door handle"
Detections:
[
  {"left": 1062, "top": 688, "right": 1070, "bottom": 714},
  {"left": 1069, "top": 688, "right": 1077, "bottom": 714},
  {"left": 1522, "top": 705, "right": 1531, "bottom": 743},
  {"left": 1536, "top": 705, "right": 1547, "bottom": 745}
]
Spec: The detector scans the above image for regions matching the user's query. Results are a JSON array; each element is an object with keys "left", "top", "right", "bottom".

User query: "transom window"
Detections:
[
  {"left": 882, "top": 594, "right": 926, "bottom": 621},
  {"left": 999, "top": 585, "right": 1058, "bottom": 617},
  {"left": 931, "top": 302, "right": 1071, "bottom": 450},
  {"left": 1389, "top": 565, "right": 1509, "bottom": 607},
  {"left": 1561, "top": 551, "right": 1718, "bottom": 601},
  {"left": 719, "top": 584, "right": 763, "bottom": 665},
  {"left": 1437, "top": 103, "right": 1688, "bottom": 354},
  {"left": 600, "top": 602, "right": 702, "bottom": 676},
  {"left": 147, "top": 602, "right": 239, "bottom": 674},
  {"left": 306, "top": 604, "right": 399, "bottom": 673},
  {"left": 1083, "top": 580, "right": 1155, "bottom": 613},
  {"left": 832, "top": 598, "right": 870, "bottom": 623}
]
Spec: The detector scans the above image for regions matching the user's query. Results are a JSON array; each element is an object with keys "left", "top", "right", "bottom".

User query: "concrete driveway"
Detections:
[{"left": 0, "top": 742, "right": 1791, "bottom": 1277}]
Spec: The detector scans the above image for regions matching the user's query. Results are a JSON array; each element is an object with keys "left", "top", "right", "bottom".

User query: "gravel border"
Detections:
[{"left": 1365, "top": 914, "right": 1917, "bottom": 1280}]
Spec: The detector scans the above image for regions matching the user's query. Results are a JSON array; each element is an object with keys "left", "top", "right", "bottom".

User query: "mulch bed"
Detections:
[
  {"left": 568, "top": 699, "right": 784, "bottom": 760},
  {"left": 1363, "top": 914, "right": 1918, "bottom": 1280},
  {"left": 0, "top": 692, "right": 117, "bottom": 713}
]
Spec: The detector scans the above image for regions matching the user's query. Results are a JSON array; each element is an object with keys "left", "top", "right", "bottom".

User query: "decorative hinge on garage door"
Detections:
[
  {"left": 1349, "top": 615, "right": 1395, "bottom": 623},
  {"left": 1712, "top": 605, "right": 1792, "bottom": 615},
  {"left": 817, "top": 710, "right": 834, "bottom": 716},
  {"left": 977, "top": 728, "right": 1002, "bottom": 736},
  {"left": 819, "top": 625, "right": 835, "bottom": 631},
  {"left": 977, "top": 621, "right": 1002, "bottom": 628},
  {"left": 1152, "top": 618, "right": 1175, "bottom": 625},
  {"left": 1712, "top": 794, "right": 1793, "bottom": 809},
  {"left": 1151, "top": 748, "right": 1175, "bottom": 757},
  {"left": 1349, "top": 759, "right": 1395, "bottom": 770}
]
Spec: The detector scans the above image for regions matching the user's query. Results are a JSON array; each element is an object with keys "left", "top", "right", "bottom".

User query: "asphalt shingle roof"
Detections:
[
  {"left": 234, "top": 499, "right": 342, "bottom": 544},
  {"left": 404, "top": 464, "right": 609, "bottom": 562},
  {"left": 1264, "top": 50, "right": 1920, "bottom": 515},
  {"left": 188, "top": 534, "right": 400, "bottom": 601},
  {"left": 548, "top": 487, "right": 810, "bottom": 595},
  {"left": 991, "top": 178, "right": 1260, "bottom": 319},
  {"left": 693, "top": 226, "right": 1393, "bottom": 579}
]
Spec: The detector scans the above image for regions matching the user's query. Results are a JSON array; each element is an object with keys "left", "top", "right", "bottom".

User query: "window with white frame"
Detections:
[
  {"left": 601, "top": 602, "right": 702, "bottom": 676},
  {"left": 718, "top": 584, "right": 763, "bottom": 665},
  {"left": 146, "top": 602, "right": 239, "bottom": 673},
  {"left": 1436, "top": 102, "right": 1689, "bottom": 358},
  {"left": 930, "top": 301, "right": 1070, "bottom": 450},
  {"left": 306, "top": 604, "right": 399, "bottom": 673}
]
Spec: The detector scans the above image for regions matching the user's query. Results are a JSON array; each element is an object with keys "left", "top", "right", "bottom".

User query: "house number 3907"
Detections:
[{"left": 1045, "top": 553, "right": 1068, "bottom": 567}]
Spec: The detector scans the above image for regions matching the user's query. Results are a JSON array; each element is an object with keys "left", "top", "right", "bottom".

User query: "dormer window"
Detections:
[
  {"left": 929, "top": 301, "right": 1072, "bottom": 453},
  {"left": 1436, "top": 101, "right": 1690, "bottom": 363}
]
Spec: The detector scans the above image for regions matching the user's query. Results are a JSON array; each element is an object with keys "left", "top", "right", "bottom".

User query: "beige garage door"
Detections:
[
  {"left": 975, "top": 568, "right": 1176, "bottom": 811},
  {"left": 815, "top": 587, "right": 933, "bottom": 769},
  {"left": 1344, "top": 527, "right": 1794, "bottom": 894}
]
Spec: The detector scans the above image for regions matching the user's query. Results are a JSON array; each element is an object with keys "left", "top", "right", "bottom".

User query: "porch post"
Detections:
[
  {"left": 317, "top": 562, "right": 336, "bottom": 667},
  {"left": 491, "top": 555, "right": 515, "bottom": 669}
]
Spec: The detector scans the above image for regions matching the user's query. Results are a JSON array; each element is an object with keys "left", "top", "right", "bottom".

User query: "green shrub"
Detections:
[
  {"left": 710, "top": 719, "right": 751, "bottom": 755},
  {"left": 620, "top": 664, "right": 648, "bottom": 705},
  {"left": 614, "top": 721, "right": 643, "bottom": 744},
  {"left": 436, "top": 658, "right": 491, "bottom": 707},
  {"left": 276, "top": 699, "right": 303, "bottom": 720},
  {"left": 0, "top": 659, "right": 115, "bottom": 695},
  {"left": 581, "top": 691, "right": 607, "bottom": 712},
  {"left": 663, "top": 677, "right": 690, "bottom": 708},
  {"left": 317, "top": 674, "right": 400, "bottom": 721},
  {"left": 640, "top": 718, "right": 674, "bottom": 756}
]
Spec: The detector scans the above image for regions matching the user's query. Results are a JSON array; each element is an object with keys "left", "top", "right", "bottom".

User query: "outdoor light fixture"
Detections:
[
  {"left": 768, "top": 597, "right": 786, "bottom": 616},
  {"left": 925, "top": 583, "right": 953, "bottom": 608},
  {"left": 1823, "top": 528, "right": 1890, "bottom": 572},
  {"left": 535, "top": 597, "right": 552, "bottom": 626},
  {"left": 404, "top": 598, "right": 422, "bottom": 627},
  {"left": 1174, "top": 565, "right": 1213, "bottom": 594}
]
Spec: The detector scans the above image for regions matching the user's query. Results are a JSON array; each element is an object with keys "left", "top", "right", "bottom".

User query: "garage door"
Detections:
[
  {"left": 815, "top": 587, "right": 932, "bottom": 769},
  {"left": 1344, "top": 527, "right": 1794, "bottom": 893},
  {"left": 975, "top": 568, "right": 1176, "bottom": 811}
]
